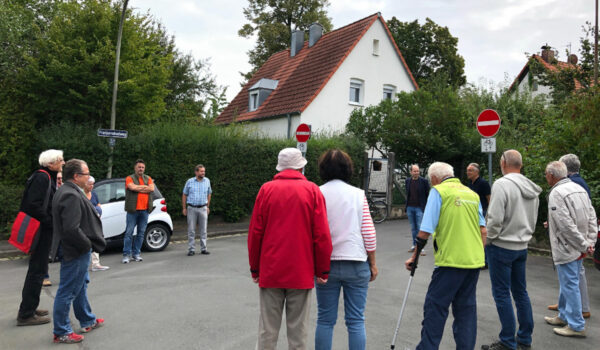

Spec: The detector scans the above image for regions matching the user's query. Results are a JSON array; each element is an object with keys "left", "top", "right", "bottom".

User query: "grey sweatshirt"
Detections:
[{"left": 486, "top": 172, "right": 542, "bottom": 250}]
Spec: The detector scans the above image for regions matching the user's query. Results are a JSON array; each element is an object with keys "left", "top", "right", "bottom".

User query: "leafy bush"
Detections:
[
  {"left": 31, "top": 121, "right": 364, "bottom": 224},
  {"left": 0, "top": 181, "right": 24, "bottom": 239}
]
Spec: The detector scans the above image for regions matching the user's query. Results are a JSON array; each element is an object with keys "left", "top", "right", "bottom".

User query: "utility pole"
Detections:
[
  {"left": 107, "top": 0, "right": 129, "bottom": 179},
  {"left": 595, "top": 0, "right": 598, "bottom": 85}
]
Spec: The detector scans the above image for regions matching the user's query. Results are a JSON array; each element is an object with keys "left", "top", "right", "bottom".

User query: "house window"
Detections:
[
  {"left": 349, "top": 79, "right": 363, "bottom": 104},
  {"left": 249, "top": 91, "right": 259, "bottom": 111},
  {"left": 373, "top": 39, "right": 379, "bottom": 56},
  {"left": 383, "top": 84, "right": 396, "bottom": 100}
]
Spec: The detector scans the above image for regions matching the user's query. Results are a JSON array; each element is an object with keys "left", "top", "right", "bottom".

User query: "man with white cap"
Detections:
[{"left": 248, "top": 147, "right": 332, "bottom": 350}]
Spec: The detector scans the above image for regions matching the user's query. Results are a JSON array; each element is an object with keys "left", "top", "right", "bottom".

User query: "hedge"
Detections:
[{"left": 1, "top": 121, "right": 366, "bottom": 238}]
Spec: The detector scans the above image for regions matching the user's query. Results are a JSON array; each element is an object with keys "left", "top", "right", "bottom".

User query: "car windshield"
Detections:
[{"left": 94, "top": 179, "right": 163, "bottom": 205}]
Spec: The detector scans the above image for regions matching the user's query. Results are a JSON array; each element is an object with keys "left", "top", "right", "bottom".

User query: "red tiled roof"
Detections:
[
  {"left": 215, "top": 13, "right": 418, "bottom": 125},
  {"left": 509, "top": 54, "right": 582, "bottom": 92}
]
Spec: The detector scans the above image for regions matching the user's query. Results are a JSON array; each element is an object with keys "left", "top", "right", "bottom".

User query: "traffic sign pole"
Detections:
[
  {"left": 477, "top": 110, "right": 501, "bottom": 185},
  {"left": 295, "top": 124, "right": 311, "bottom": 175}
]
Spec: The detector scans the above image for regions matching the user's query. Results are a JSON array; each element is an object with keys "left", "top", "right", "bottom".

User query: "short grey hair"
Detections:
[
  {"left": 467, "top": 163, "right": 480, "bottom": 173},
  {"left": 409, "top": 164, "right": 420, "bottom": 172},
  {"left": 63, "top": 159, "right": 86, "bottom": 181},
  {"left": 501, "top": 149, "right": 522, "bottom": 168},
  {"left": 38, "top": 149, "right": 63, "bottom": 167},
  {"left": 546, "top": 161, "right": 567, "bottom": 179},
  {"left": 427, "top": 162, "right": 454, "bottom": 181},
  {"left": 559, "top": 154, "right": 580, "bottom": 174},
  {"left": 88, "top": 176, "right": 95, "bottom": 184}
]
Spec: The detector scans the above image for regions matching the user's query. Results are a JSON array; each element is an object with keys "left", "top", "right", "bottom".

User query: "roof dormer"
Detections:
[{"left": 248, "top": 78, "right": 279, "bottom": 112}]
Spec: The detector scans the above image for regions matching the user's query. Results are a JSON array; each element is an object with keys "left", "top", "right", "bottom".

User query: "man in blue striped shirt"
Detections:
[{"left": 182, "top": 165, "right": 212, "bottom": 256}]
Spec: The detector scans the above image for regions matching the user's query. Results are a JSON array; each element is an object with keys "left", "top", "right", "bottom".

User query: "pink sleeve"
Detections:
[{"left": 361, "top": 195, "right": 376, "bottom": 252}]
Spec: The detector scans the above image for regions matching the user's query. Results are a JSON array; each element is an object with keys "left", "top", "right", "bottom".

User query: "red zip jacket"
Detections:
[{"left": 248, "top": 169, "right": 332, "bottom": 289}]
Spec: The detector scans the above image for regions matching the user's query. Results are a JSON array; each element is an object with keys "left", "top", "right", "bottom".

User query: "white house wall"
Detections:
[
  {"left": 242, "top": 114, "right": 300, "bottom": 138},
  {"left": 517, "top": 72, "right": 553, "bottom": 100},
  {"left": 302, "top": 20, "right": 416, "bottom": 135}
]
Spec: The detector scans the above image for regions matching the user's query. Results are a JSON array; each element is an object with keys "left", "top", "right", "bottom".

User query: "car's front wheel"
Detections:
[{"left": 142, "top": 223, "right": 171, "bottom": 252}]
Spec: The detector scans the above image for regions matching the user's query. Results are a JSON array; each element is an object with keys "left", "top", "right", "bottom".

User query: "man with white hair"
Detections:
[
  {"left": 17, "top": 149, "right": 64, "bottom": 326},
  {"left": 543, "top": 161, "right": 597, "bottom": 338},
  {"left": 483, "top": 150, "right": 541, "bottom": 350},
  {"left": 547, "top": 153, "right": 592, "bottom": 318},
  {"left": 405, "top": 162, "right": 486, "bottom": 350},
  {"left": 248, "top": 147, "right": 332, "bottom": 349}
]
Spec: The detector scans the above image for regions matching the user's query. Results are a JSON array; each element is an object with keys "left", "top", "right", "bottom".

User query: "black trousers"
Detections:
[{"left": 18, "top": 225, "right": 52, "bottom": 319}]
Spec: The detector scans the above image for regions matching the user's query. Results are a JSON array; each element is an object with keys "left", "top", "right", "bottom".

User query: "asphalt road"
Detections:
[{"left": 1, "top": 220, "right": 599, "bottom": 349}]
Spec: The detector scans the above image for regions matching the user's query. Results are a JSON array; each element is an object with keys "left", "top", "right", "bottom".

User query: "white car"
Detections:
[{"left": 94, "top": 178, "right": 173, "bottom": 251}]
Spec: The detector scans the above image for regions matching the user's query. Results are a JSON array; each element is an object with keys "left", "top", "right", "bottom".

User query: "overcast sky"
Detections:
[{"left": 129, "top": 0, "right": 594, "bottom": 101}]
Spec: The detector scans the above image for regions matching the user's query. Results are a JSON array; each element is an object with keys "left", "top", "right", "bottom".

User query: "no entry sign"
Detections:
[
  {"left": 476, "top": 109, "right": 501, "bottom": 137},
  {"left": 295, "top": 123, "right": 311, "bottom": 142}
]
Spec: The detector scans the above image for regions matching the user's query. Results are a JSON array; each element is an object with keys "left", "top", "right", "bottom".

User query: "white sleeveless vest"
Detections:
[{"left": 320, "top": 180, "right": 367, "bottom": 261}]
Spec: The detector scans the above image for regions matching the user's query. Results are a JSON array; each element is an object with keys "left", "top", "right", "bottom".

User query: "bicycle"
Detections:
[{"left": 367, "top": 190, "right": 388, "bottom": 224}]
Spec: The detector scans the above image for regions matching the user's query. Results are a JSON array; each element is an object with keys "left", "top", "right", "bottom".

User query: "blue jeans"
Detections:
[
  {"left": 123, "top": 210, "right": 148, "bottom": 257},
  {"left": 557, "top": 259, "right": 585, "bottom": 331},
  {"left": 416, "top": 267, "right": 479, "bottom": 350},
  {"left": 315, "top": 260, "right": 370, "bottom": 350},
  {"left": 487, "top": 245, "right": 533, "bottom": 349},
  {"left": 53, "top": 250, "right": 96, "bottom": 336},
  {"left": 406, "top": 206, "right": 423, "bottom": 246}
]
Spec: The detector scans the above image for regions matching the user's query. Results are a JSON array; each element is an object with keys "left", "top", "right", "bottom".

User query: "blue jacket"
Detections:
[
  {"left": 405, "top": 176, "right": 430, "bottom": 211},
  {"left": 568, "top": 173, "right": 591, "bottom": 199}
]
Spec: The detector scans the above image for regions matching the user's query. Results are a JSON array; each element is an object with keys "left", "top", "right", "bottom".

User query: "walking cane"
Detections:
[{"left": 390, "top": 245, "right": 423, "bottom": 350}]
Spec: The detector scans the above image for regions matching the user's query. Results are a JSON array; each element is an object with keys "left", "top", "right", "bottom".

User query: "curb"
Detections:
[{"left": 0, "top": 228, "right": 249, "bottom": 260}]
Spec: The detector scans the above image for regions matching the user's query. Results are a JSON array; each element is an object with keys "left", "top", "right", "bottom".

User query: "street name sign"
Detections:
[{"left": 97, "top": 129, "right": 128, "bottom": 138}]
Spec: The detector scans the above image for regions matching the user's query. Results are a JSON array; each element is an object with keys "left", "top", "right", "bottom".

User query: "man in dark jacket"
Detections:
[
  {"left": 17, "top": 149, "right": 64, "bottom": 326},
  {"left": 405, "top": 164, "right": 430, "bottom": 252},
  {"left": 51, "top": 159, "right": 106, "bottom": 344}
]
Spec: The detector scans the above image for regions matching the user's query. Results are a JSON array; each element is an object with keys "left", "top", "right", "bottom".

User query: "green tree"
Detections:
[
  {"left": 238, "top": 0, "right": 332, "bottom": 81},
  {"left": 163, "top": 53, "right": 225, "bottom": 124},
  {"left": 346, "top": 75, "right": 477, "bottom": 172},
  {"left": 387, "top": 17, "right": 466, "bottom": 88},
  {"left": 12, "top": 0, "right": 172, "bottom": 129}
]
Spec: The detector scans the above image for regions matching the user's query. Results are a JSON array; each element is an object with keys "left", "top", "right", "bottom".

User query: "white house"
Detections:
[
  {"left": 509, "top": 45, "right": 582, "bottom": 100},
  {"left": 215, "top": 13, "right": 418, "bottom": 138}
]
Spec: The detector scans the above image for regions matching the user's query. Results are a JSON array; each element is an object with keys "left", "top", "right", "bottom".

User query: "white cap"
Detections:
[{"left": 276, "top": 148, "right": 307, "bottom": 172}]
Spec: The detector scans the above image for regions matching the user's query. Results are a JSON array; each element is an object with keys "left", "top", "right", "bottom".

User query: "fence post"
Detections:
[{"left": 387, "top": 152, "right": 395, "bottom": 216}]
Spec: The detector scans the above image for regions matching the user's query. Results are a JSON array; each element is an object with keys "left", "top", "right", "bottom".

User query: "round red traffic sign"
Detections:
[
  {"left": 296, "top": 123, "right": 311, "bottom": 142},
  {"left": 476, "top": 109, "right": 501, "bottom": 137}
]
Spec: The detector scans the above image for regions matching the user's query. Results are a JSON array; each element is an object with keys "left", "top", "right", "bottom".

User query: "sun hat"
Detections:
[{"left": 276, "top": 148, "right": 307, "bottom": 172}]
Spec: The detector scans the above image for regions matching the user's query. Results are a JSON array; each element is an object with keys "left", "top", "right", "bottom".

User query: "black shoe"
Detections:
[
  {"left": 201, "top": 250, "right": 210, "bottom": 255},
  {"left": 517, "top": 342, "right": 531, "bottom": 350},
  {"left": 481, "top": 341, "right": 511, "bottom": 350},
  {"left": 187, "top": 251, "right": 195, "bottom": 256}
]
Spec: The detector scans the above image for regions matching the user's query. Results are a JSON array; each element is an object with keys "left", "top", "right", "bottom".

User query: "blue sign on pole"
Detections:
[{"left": 97, "top": 129, "right": 128, "bottom": 138}]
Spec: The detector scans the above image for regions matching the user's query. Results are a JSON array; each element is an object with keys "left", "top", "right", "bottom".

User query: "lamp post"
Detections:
[{"left": 107, "top": 0, "right": 129, "bottom": 179}]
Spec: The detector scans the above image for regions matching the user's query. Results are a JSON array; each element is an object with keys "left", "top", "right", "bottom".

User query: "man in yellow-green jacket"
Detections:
[{"left": 405, "top": 162, "right": 486, "bottom": 350}]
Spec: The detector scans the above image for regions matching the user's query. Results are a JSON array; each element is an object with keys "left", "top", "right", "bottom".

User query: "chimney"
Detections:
[
  {"left": 568, "top": 54, "right": 578, "bottom": 65},
  {"left": 290, "top": 30, "right": 304, "bottom": 57},
  {"left": 541, "top": 44, "right": 554, "bottom": 63},
  {"left": 308, "top": 23, "right": 323, "bottom": 47}
]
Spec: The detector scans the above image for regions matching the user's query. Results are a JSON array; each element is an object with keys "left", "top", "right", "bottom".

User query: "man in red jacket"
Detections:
[{"left": 248, "top": 147, "right": 332, "bottom": 350}]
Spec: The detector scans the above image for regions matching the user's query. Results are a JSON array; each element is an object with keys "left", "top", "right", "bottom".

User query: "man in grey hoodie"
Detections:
[{"left": 481, "top": 150, "right": 542, "bottom": 350}]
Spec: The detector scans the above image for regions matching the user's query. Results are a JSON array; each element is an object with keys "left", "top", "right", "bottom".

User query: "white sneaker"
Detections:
[
  {"left": 122, "top": 256, "right": 130, "bottom": 264},
  {"left": 91, "top": 265, "right": 110, "bottom": 272}
]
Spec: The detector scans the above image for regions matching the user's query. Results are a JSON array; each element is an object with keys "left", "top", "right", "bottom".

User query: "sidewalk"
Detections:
[{"left": 0, "top": 217, "right": 249, "bottom": 259}]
